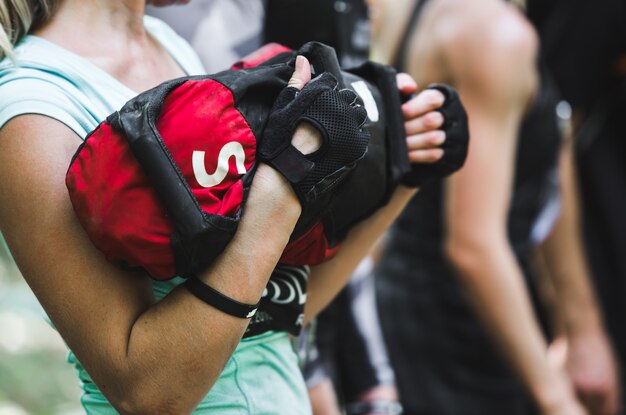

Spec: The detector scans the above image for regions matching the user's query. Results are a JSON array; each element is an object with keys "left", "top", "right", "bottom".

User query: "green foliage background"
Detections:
[{"left": 0, "top": 246, "right": 83, "bottom": 415}]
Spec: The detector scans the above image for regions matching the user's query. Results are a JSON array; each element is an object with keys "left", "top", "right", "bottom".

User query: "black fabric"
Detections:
[
  {"left": 376, "top": 243, "right": 537, "bottom": 415},
  {"left": 508, "top": 67, "right": 561, "bottom": 259},
  {"left": 264, "top": 0, "right": 370, "bottom": 67},
  {"left": 245, "top": 264, "right": 310, "bottom": 337},
  {"left": 527, "top": 0, "right": 626, "bottom": 112},
  {"left": 312, "top": 282, "right": 381, "bottom": 403},
  {"left": 376, "top": 79, "right": 561, "bottom": 414},
  {"left": 321, "top": 63, "right": 410, "bottom": 245},
  {"left": 401, "top": 83, "right": 469, "bottom": 187}
]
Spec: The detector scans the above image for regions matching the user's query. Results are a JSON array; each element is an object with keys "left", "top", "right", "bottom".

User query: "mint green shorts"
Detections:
[{"left": 71, "top": 331, "right": 312, "bottom": 414}]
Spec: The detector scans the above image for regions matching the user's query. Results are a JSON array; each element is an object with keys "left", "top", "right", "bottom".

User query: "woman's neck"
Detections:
[
  {"left": 32, "top": 0, "right": 187, "bottom": 93},
  {"left": 35, "top": 0, "right": 150, "bottom": 59}
]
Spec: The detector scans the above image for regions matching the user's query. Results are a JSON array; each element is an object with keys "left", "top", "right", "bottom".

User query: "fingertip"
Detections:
[
  {"left": 430, "top": 89, "right": 446, "bottom": 107},
  {"left": 420, "top": 89, "right": 446, "bottom": 109},
  {"left": 396, "top": 72, "right": 418, "bottom": 94},
  {"left": 295, "top": 55, "right": 309, "bottom": 72},
  {"left": 289, "top": 55, "right": 312, "bottom": 90}
]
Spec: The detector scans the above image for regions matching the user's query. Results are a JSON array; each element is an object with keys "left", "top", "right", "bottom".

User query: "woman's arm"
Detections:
[
  {"left": 0, "top": 115, "right": 300, "bottom": 415},
  {"left": 539, "top": 137, "right": 620, "bottom": 415},
  {"left": 305, "top": 185, "right": 417, "bottom": 325}
]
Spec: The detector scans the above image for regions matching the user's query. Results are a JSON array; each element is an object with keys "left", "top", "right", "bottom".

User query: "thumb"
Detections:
[{"left": 288, "top": 55, "right": 312, "bottom": 90}]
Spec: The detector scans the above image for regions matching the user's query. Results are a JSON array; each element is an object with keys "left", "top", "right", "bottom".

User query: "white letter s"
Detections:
[{"left": 192, "top": 142, "right": 247, "bottom": 188}]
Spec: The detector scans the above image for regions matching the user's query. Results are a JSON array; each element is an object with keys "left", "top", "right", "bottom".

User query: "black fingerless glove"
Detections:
[
  {"left": 258, "top": 72, "right": 370, "bottom": 206},
  {"left": 401, "top": 83, "right": 469, "bottom": 187}
]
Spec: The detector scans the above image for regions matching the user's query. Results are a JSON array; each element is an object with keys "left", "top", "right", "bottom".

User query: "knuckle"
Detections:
[
  {"left": 429, "top": 131, "right": 445, "bottom": 145},
  {"left": 429, "top": 148, "right": 445, "bottom": 161},
  {"left": 425, "top": 112, "right": 444, "bottom": 128}
]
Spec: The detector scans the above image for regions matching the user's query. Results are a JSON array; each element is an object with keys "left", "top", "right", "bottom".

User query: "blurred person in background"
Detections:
[
  {"left": 263, "top": 2, "right": 624, "bottom": 414},
  {"left": 0, "top": 0, "right": 453, "bottom": 413},
  {"left": 527, "top": 0, "right": 626, "bottom": 410},
  {"left": 369, "top": 0, "right": 620, "bottom": 414}
]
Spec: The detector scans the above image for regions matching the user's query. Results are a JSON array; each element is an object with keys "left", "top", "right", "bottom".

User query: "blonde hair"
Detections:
[{"left": 0, "top": 0, "right": 59, "bottom": 60}]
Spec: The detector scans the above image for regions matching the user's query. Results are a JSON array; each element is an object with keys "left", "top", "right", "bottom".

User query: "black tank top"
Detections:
[{"left": 386, "top": 0, "right": 562, "bottom": 270}]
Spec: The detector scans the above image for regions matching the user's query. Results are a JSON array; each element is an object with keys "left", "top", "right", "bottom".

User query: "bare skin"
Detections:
[
  {"left": 371, "top": 0, "right": 619, "bottom": 414},
  {"left": 0, "top": 1, "right": 447, "bottom": 413},
  {"left": 540, "top": 136, "right": 621, "bottom": 415}
]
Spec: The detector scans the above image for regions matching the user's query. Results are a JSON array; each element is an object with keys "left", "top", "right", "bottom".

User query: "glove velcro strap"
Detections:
[
  {"left": 269, "top": 144, "right": 315, "bottom": 186},
  {"left": 185, "top": 277, "right": 260, "bottom": 319}
]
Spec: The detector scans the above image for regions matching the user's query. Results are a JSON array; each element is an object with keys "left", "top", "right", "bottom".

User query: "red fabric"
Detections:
[
  {"left": 281, "top": 221, "right": 340, "bottom": 265},
  {"left": 231, "top": 43, "right": 293, "bottom": 70},
  {"left": 66, "top": 123, "right": 177, "bottom": 279}
]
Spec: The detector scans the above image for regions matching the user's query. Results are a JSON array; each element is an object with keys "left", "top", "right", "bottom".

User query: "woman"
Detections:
[
  {"left": 0, "top": 1, "right": 449, "bottom": 413},
  {"left": 370, "top": 0, "right": 618, "bottom": 414}
]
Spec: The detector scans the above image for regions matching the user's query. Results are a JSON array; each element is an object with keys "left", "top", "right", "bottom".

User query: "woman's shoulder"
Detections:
[
  {"left": 0, "top": 67, "right": 91, "bottom": 136},
  {"left": 0, "top": 36, "right": 126, "bottom": 136}
]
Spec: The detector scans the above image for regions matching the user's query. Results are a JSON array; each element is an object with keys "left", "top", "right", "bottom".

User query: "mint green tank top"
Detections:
[{"left": 0, "top": 16, "right": 311, "bottom": 415}]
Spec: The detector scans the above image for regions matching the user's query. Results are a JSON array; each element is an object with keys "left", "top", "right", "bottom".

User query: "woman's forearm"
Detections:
[
  {"left": 447, "top": 237, "right": 575, "bottom": 411},
  {"left": 305, "top": 186, "right": 417, "bottom": 324},
  {"left": 111, "top": 164, "right": 301, "bottom": 414}
]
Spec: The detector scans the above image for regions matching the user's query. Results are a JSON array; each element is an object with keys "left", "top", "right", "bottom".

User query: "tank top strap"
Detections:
[{"left": 393, "top": 0, "right": 431, "bottom": 71}]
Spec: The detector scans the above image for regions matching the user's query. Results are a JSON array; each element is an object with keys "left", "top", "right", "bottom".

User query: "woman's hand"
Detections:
[
  {"left": 548, "top": 332, "right": 621, "bottom": 415},
  {"left": 397, "top": 72, "right": 446, "bottom": 164},
  {"left": 251, "top": 56, "right": 319, "bottom": 217},
  {"left": 397, "top": 74, "right": 470, "bottom": 188}
]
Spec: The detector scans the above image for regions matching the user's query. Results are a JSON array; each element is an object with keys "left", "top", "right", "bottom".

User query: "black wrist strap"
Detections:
[{"left": 185, "top": 277, "right": 260, "bottom": 319}]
